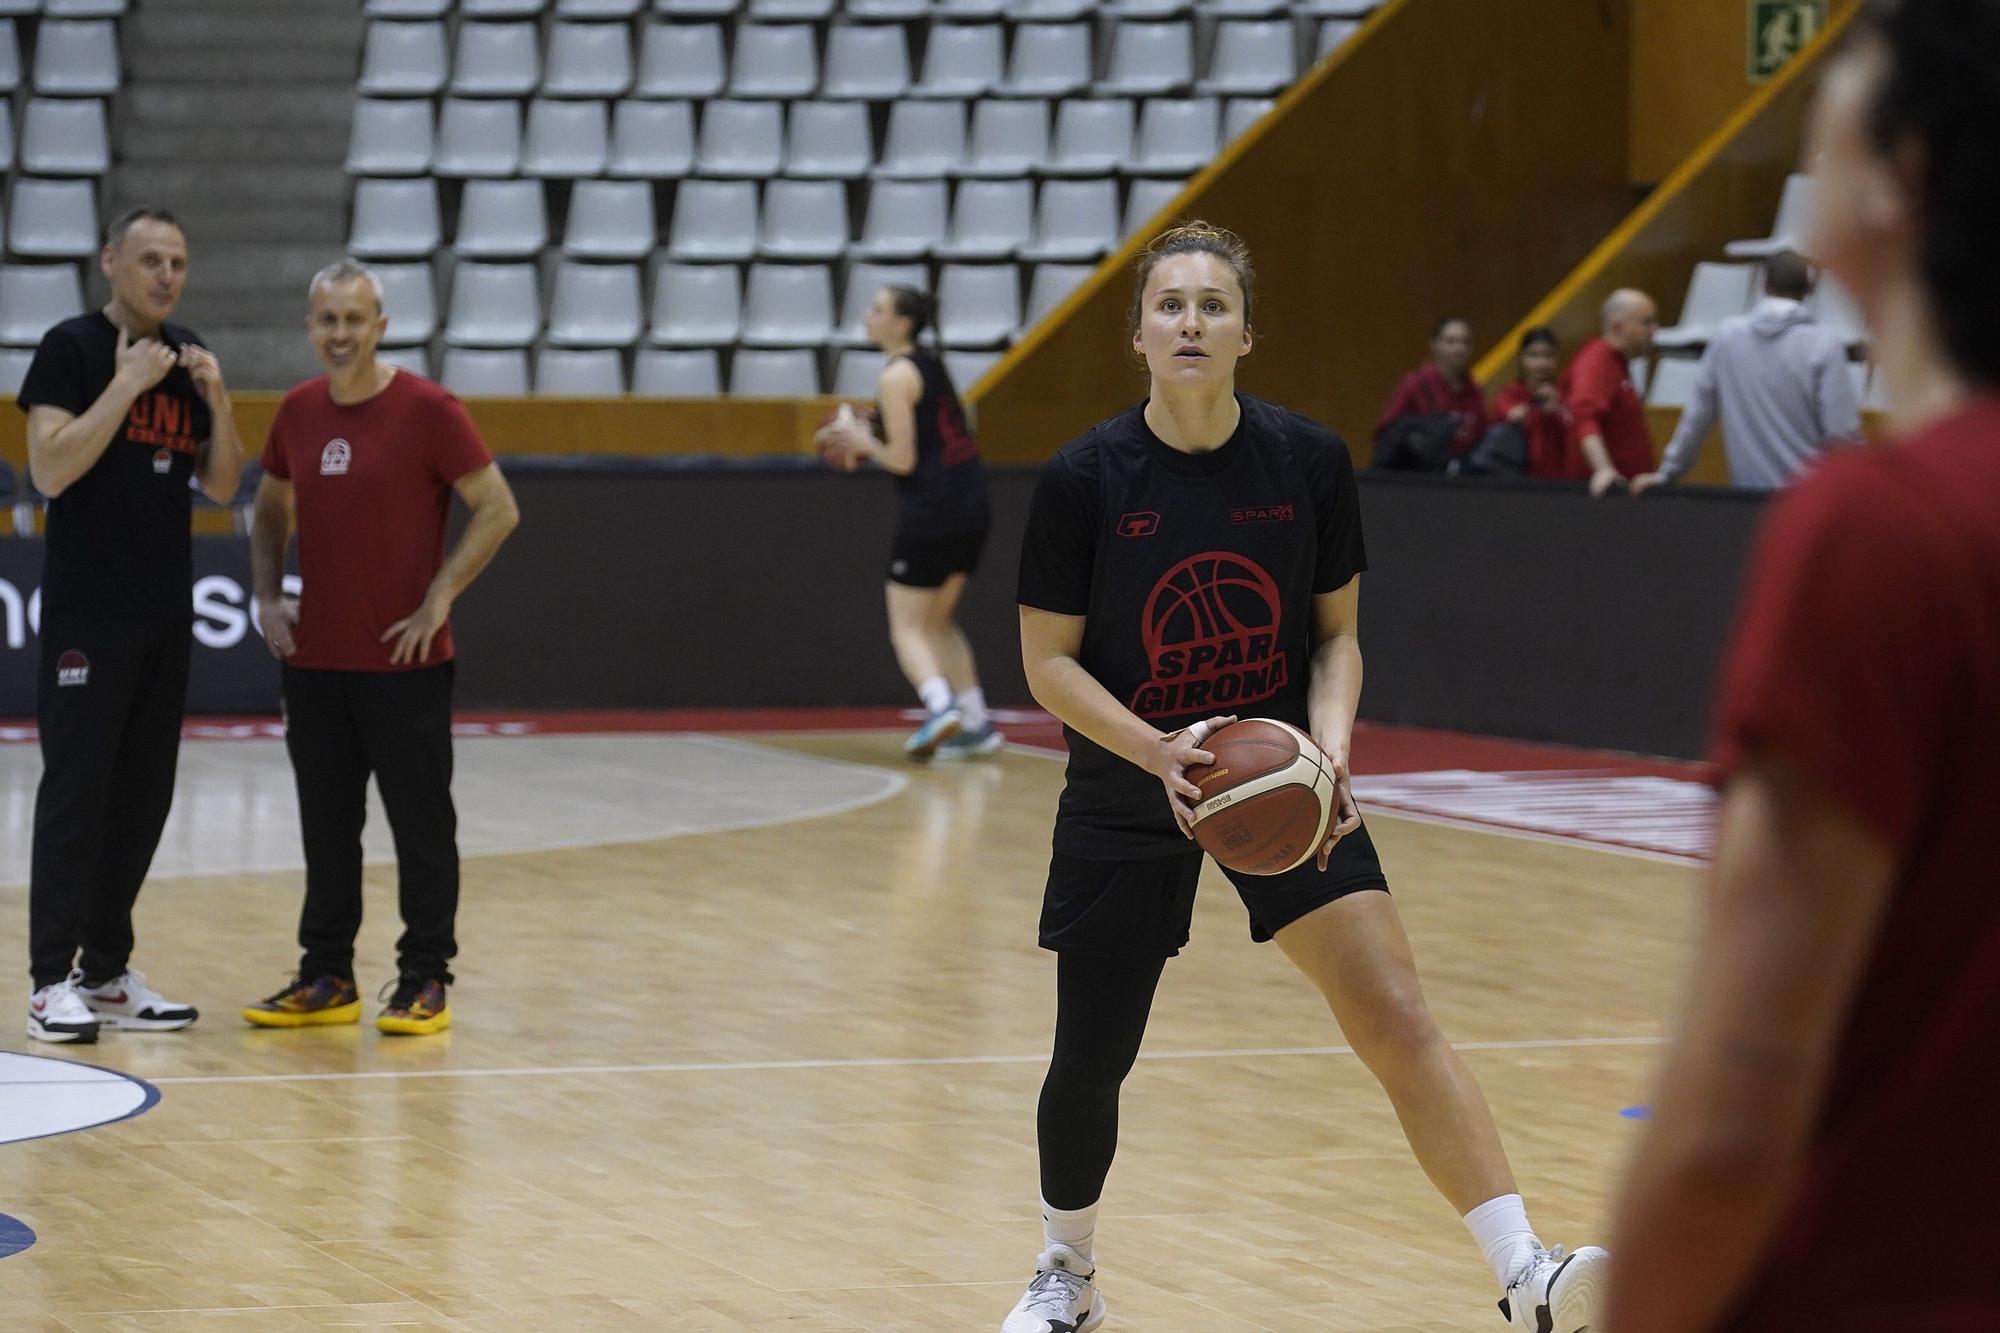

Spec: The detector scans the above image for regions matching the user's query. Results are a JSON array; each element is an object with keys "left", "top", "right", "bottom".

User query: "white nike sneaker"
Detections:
[
  {"left": 1499, "top": 1243, "right": 1609, "bottom": 1332},
  {"left": 79, "top": 969, "right": 198, "bottom": 1031},
  {"left": 27, "top": 969, "right": 100, "bottom": 1044},
  {"left": 1002, "top": 1245, "right": 1105, "bottom": 1333}
]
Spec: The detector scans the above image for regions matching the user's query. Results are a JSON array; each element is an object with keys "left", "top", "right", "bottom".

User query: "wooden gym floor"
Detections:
[{"left": 0, "top": 712, "right": 1705, "bottom": 1331}]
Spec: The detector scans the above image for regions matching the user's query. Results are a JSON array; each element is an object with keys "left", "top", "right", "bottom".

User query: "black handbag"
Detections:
[
  {"left": 1372, "top": 412, "right": 1459, "bottom": 473},
  {"left": 1452, "top": 422, "right": 1531, "bottom": 477}
]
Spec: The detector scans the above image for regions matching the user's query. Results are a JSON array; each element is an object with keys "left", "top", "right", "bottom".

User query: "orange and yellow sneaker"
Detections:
[
  {"left": 376, "top": 975, "right": 450, "bottom": 1036},
  {"left": 242, "top": 975, "right": 360, "bottom": 1028}
]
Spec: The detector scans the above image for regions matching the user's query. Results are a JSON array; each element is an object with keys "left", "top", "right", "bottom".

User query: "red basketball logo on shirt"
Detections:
[
  {"left": 55, "top": 650, "right": 89, "bottom": 688},
  {"left": 1131, "top": 552, "right": 1287, "bottom": 717}
]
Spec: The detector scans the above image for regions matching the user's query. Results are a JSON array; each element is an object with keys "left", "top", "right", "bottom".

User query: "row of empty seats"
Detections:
[
  {"left": 366, "top": 0, "right": 1377, "bottom": 23},
  {"left": 0, "top": 332, "right": 984, "bottom": 399},
  {"left": 361, "top": 17, "right": 1341, "bottom": 101},
  {"left": 4, "top": 4, "right": 119, "bottom": 271},
  {"left": 352, "top": 0, "right": 1341, "bottom": 397},
  {"left": 0, "top": 265, "right": 1021, "bottom": 397},
  {"left": 349, "top": 92, "right": 1270, "bottom": 179},
  {"left": 0, "top": 17, "right": 119, "bottom": 95},
  {"left": 353, "top": 256, "right": 1094, "bottom": 350},
  {"left": 354, "top": 175, "right": 1186, "bottom": 262},
  {"left": 376, "top": 343, "right": 1002, "bottom": 397},
  {"left": 0, "top": 0, "right": 124, "bottom": 15}
]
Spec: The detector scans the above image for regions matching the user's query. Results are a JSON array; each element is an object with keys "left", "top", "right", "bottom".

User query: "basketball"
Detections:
[
  {"left": 813, "top": 403, "right": 875, "bottom": 470},
  {"left": 1186, "top": 718, "right": 1337, "bottom": 875}
]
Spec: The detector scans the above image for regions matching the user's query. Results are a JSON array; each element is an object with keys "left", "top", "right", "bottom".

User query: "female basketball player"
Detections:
[
  {"left": 1003, "top": 222, "right": 1605, "bottom": 1333},
  {"left": 819, "top": 287, "right": 1001, "bottom": 759}
]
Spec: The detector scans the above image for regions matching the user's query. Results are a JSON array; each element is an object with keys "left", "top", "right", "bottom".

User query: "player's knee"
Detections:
[{"left": 1343, "top": 988, "right": 1445, "bottom": 1070}]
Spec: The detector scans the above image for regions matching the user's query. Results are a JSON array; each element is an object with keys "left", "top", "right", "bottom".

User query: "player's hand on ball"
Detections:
[
  {"left": 1152, "top": 714, "right": 1238, "bottom": 837},
  {"left": 815, "top": 428, "right": 864, "bottom": 471},
  {"left": 1313, "top": 744, "right": 1363, "bottom": 871}
]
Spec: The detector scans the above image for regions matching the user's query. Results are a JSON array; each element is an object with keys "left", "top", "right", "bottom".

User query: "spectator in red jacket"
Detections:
[
  {"left": 1490, "top": 327, "right": 1569, "bottom": 478},
  {"left": 1375, "top": 316, "right": 1487, "bottom": 459},
  {"left": 1562, "top": 289, "right": 1659, "bottom": 495}
]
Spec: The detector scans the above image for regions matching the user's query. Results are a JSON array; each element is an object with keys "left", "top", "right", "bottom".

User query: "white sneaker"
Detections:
[
  {"left": 27, "top": 969, "right": 100, "bottom": 1044},
  {"left": 1002, "top": 1245, "right": 1105, "bottom": 1333},
  {"left": 79, "top": 969, "right": 198, "bottom": 1031},
  {"left": 1499, "top": 1243, "right": 1609, "bottom": 1332}
]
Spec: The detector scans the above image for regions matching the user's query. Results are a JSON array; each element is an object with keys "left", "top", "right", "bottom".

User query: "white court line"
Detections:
[{"left": 147, "top": 1035, "right": 1665, "bottom": 1087}]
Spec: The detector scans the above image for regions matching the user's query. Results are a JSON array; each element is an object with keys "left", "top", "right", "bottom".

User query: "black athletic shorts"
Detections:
[
  {"left": 1039, "top": 822, "right": 1389, "bottom": 957},
  {"left": 888, "top": 529, "right": 987, "bottom": 589}
]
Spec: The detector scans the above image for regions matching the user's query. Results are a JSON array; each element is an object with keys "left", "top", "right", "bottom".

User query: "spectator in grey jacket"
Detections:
[{"left": 1633, "top": 252, "right": 1864, "bottom": 494}]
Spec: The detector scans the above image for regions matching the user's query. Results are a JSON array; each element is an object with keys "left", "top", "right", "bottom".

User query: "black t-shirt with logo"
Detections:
[
  {"left": 1017, "top": 395, "right": 1367, "bottom": 858},
  {"left": 17, "top": 312, "right": 213, "bottom": 620},
  {"left": 891, "top": 348, "right": 990, "bottom": 539}
]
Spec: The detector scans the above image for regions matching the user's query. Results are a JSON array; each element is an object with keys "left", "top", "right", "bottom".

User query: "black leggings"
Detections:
[{"left": 1037, "top": 950, "right": 1169, "bottom": 1211}]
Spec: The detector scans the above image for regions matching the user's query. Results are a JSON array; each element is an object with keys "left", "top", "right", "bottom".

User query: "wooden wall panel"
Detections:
[
  {"left": 1631, "top": 0, "right": 1858, "bottom": 185},
  {"left": 969, "top": 0, "right": 1639, "bottom": 465},
  {"left": 1473, "top": 6, "right": 1856, "bottom": 445}
]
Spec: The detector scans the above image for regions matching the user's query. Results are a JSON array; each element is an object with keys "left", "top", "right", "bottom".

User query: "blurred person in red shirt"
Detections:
[
  {"left": 1489, "top": 327, "right": 1569, "bottom": 478},
  {"left": 1562, "top": 290, "right": 1658, "bottom": 494},
  {"left": 1375, "top": 316, "right": 1487, "bottom": 461},
  {"left": 1607, "top": 2, "right": 2000, "bottom": 1328}
]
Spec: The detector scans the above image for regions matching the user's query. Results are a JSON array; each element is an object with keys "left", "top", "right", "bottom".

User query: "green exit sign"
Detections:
[{"left": 1750, "top": 0, "right": 1829, "bottom": 81}]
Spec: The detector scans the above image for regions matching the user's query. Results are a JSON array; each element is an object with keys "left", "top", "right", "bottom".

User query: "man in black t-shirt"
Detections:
[{"left": 18, "top": 207, "right": 244, "bottom": 1044}]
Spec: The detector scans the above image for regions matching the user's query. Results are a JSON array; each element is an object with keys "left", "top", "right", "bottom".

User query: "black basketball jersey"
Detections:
[
  {"left": 1017, "top": 395, "right": 1367, "bottom": 858},
  {"left": 890, "top": 349, "right": 989, "bottom": 539}
]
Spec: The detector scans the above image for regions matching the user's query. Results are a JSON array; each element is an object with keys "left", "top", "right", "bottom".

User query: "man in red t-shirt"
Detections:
[
  {"left": 1561, "top": 289, "right": 1658, "bottom": 495},
  {"left": 1607, "top": 3, "right": 2000, "bottom": 1327},
  {"left": 241, "top": 259, "right": 519, "bottom": 1037}
]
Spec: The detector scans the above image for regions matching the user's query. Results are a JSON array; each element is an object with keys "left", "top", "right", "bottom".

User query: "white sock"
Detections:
[
  {"left": 1041, "top": 1196, "right": 1098, "bottom": 1267},
  {"left": 1463, "top": 1193, "right": 1541, "bottom": 1289},
  {"left": 917, "top": 676, "right": 953, "bottom": 715},
  {"left": 956, "top": 686, "right": 989, "bottom": 731}
]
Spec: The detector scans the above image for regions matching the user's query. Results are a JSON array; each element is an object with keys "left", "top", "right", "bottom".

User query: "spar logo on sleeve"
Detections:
[
  {"left": 55, "top": 650, "right": 89, "bottom": 688},
  {"left": 1130, "top": 552, "right": 1287, "bottom": 717},
  {"left": 320, "top": 439, "right": 352, "bottom": 476}
]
